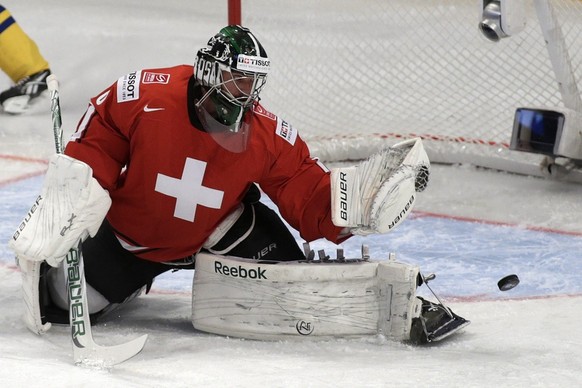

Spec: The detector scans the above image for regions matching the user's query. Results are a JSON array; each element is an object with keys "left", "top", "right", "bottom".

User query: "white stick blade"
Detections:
[{"left": 73, "top": 334, "right": 148, "bottom": 367}]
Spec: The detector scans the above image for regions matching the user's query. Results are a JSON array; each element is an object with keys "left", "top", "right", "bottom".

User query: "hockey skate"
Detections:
[
  {"left": 409, "top": 297, "right": 470, "bottom": 344},
  {"left": 0, "top": 68, "right": 51, "bottom": 114}
]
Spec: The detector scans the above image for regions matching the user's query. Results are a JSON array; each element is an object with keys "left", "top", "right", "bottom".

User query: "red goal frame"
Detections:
[{"left": 228, "top": 0, "right": 241, "bottom": 25}]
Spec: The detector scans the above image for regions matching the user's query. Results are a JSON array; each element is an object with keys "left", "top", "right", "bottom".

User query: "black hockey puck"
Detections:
[{"left": 498, "top": 274, "right": 520, "bottom": 291}]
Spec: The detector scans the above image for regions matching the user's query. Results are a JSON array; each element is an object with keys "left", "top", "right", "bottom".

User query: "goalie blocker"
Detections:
[{"left": 192, "top": 252, "right": 469, "bottom": 343}]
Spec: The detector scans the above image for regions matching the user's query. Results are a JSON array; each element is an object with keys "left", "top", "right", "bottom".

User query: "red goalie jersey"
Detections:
[{"left": 65, "top": 65, "right": 345, "bottom": 262}]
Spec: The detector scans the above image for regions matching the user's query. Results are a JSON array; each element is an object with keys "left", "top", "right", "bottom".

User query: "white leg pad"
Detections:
[
  {"left": 192, "top": 253, "right": 421, "bottom": 342},
  {"left": 18, "top": 257, "right": 51, "bottom": 334}
]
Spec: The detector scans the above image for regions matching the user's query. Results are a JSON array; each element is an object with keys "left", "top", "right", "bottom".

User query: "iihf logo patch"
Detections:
[{"left": 142, "top": 72, "right": 170, "bottom": 84}]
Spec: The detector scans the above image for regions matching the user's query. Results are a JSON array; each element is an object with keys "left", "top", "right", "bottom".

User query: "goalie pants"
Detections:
[{"left": 77, "top": 200, "right": 305, "bottom": 309}]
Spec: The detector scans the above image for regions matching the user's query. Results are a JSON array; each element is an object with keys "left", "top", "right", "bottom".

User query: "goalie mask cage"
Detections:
[{"left": 230, "top": 0, "right": 582, "bottom": 180}]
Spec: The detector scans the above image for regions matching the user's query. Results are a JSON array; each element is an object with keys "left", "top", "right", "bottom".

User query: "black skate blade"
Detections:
[{"left": 426, "top": 316, "right": 471, "bottom": 342}]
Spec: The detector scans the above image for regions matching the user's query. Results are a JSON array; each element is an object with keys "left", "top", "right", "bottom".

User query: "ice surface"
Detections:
[{"left": 1, "top": 1, "right": 582, "bottom": 386}]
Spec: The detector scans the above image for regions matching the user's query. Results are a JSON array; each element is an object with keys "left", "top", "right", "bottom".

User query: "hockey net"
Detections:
[{"left": 238, "top": 0, "right": 582, "bottom": 179}]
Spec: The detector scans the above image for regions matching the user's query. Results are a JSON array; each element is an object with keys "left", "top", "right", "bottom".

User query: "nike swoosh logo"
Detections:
[
  {"left": 144, "top": 105, "right": 165, "bottom": 112},
  {"left": 96, "top": 91, "right": 110, "bottom": 105}
]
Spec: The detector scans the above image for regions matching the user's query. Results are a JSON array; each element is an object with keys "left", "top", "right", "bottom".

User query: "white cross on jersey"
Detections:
[{"left": 155, "top": 158, "right": 224, "bottom": 222}]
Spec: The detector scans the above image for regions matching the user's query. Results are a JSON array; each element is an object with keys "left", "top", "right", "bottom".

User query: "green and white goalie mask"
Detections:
[{"left": 194, "top": 25, "right": 270, "bottom": 152}]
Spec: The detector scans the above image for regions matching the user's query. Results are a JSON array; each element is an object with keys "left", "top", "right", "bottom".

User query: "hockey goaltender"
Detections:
[{"left": 9, "top": 25, "right": 468, "bottom": 349}]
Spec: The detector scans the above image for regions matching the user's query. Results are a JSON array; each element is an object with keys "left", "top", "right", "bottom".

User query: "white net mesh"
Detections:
[{"left": 242, "top": 0, "right": 582, "bottom": 177}]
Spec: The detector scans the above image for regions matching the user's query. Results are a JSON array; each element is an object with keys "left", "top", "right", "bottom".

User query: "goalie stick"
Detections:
[{"left": 47, "top": 75, "right": 147, "bottom": 366}]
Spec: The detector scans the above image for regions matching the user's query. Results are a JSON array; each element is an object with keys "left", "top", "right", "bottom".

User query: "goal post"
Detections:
[
  {"left": 227, "top": 0, "right": 241, "bottom": 25},
  {"left": 232, "top": 0, "right": 582, "bottom": 181}
]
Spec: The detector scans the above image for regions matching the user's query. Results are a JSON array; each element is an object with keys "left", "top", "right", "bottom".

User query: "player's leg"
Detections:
[
  {"left": 41, "top": 220, "right": 173, "bottom": 324},
  {"left": 0, "top": 5, "right": 51, "bottom": 113},
  {"left": 203, "top": 186, "right": 305, "bottom": 262}
]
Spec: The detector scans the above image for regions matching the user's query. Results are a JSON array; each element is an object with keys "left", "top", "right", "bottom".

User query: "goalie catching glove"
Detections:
[
  {"left": 9, "top": 154, "right": 111, "bottom": 267},
  {"left": 331, "top": 138, "right": 430, "bottom": 235}
]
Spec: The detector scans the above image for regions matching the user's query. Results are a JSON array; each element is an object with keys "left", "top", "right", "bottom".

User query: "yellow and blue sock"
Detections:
[{"left": 0, "top": 5, "right": 49, "bottom": 83}]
